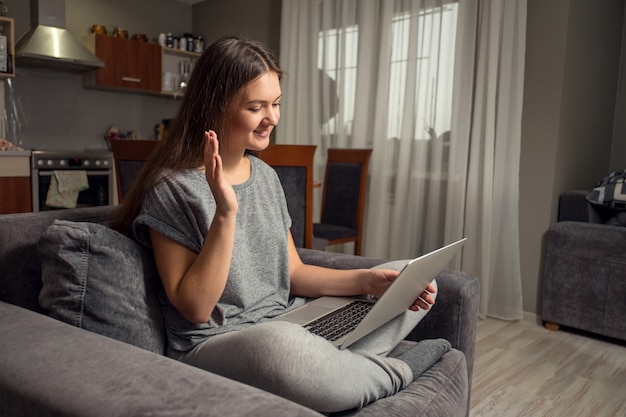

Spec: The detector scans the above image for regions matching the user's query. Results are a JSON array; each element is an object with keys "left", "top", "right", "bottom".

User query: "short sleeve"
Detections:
[{"left": 133, "top": 170, "right": 213, "bottom": 253}]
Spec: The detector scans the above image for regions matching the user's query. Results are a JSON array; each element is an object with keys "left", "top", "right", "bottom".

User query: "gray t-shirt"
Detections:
[{"left": 133, "top": 155, "right": 306, "bottom": 352}]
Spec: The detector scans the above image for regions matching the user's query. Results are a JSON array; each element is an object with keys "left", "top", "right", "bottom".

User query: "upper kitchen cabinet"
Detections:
[
  {"left": 0, "top": 17, "right": 15, "bottom": 78},
  {"left": 82, "top": 34, "right": 161, "bottom": 93}
]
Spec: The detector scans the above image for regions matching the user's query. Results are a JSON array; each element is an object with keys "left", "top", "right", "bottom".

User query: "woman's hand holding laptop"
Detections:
[{"left": 364, "top": 268, "right": 436, "bottom": 312}]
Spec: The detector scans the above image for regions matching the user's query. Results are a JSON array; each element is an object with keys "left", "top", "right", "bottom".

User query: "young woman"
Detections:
[{"left": 112, "top": 35, "right": 450, "bottom": 413}]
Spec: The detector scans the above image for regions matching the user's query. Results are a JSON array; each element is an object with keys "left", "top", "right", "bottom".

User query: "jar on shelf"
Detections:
[
  {"left": 194, "top": 36, "right": 204, "bottom": 53},
  {"left": 165, "top": 32, "right": 174, "bottom": 48}
]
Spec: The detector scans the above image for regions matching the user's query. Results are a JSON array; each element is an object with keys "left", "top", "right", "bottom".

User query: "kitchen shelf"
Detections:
[
  {"left": 0, "top": 17, "right": 15, "bottom": 78},
  {"left": 162, "top": 46, "right": 201, "bottom": 60},
  {"left": 161, "top": 47, "right": 200, "bottom": 97}
]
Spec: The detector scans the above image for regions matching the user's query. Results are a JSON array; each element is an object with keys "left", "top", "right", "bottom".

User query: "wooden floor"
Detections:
[{"left": 470, "top": 317, "right": 626, "bottom": 417}]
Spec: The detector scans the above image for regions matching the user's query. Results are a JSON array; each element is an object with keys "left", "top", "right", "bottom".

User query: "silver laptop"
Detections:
[{"left": 273, "top": 238, "right": 466, "bottom": 349}]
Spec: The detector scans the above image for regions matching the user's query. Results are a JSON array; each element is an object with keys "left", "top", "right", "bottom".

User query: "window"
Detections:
[
  {"left": 317, "top": 3, "right": 458, "bottom": 142},
  {"left": 317, "top": 25, "right": 359, "bottom": 138}
]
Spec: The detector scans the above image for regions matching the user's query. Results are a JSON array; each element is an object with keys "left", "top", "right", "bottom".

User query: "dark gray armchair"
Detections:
[{"left": 541, "top": 190, "right": 626, "bottom": 341}]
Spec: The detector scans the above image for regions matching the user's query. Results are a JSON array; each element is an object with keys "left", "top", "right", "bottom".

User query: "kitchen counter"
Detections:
[
  {"left": 0, "top": 150, "right": 31, "bottom": 157},
  {"left": 0, "top": 152, "right": 32, "bottom": 214},
  {"left": 0, "top": 152, "right": 31, "bottom": 176}
]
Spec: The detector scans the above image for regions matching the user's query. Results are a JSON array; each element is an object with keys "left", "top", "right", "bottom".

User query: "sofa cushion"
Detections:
[
  {"left": 37, "top": 220, "right": 166, "bottom": 354},
  {"left": 586, "top": 170, "right": 626, "bottom": 210}
]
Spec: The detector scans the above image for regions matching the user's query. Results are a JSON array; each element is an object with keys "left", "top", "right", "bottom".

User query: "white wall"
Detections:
[
  {"left": 193, "top": 0, "right": 281, "bottom": 52},
  {"left": 611, "top": 8, "right": 626, "bottom": 171},
  {"left": 519, "top": 0, "right": 624, "bottom": 315}
]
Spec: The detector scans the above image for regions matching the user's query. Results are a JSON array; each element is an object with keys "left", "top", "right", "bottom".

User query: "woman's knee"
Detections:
[
  {"left": 233, "top": 321, "right": 315, "bottom": 363},
  {"left": 246, "top": 321, "right": 310, "bottom": 346}
]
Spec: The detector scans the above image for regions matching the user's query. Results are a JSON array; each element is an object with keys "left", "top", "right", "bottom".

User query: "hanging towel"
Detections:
[{"left": 45, "top": 170, "right": 89, "bottom": 209}]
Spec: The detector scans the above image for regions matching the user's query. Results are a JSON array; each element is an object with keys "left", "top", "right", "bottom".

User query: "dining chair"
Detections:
[
  {"left": 109, "top": 139, "right": 159, "bottom": 203},
  {"left": 257, "top": 144, "right": 317, "bottom": 249},
  {"left": 313, "top": 148, "right": 373, "bottom": 256}
]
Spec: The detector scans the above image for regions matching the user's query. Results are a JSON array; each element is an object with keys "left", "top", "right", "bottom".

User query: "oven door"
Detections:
[{"left": 35, "top": 170, "right": 111, "bottom": 211}]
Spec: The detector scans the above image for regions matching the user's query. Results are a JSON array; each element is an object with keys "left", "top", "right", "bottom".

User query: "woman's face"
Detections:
[{"left": 224, "top": 71, "right": 282, "bottom": 153}]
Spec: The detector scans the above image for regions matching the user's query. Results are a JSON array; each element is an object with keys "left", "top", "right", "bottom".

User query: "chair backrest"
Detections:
[
  {"left": 257, "top": 144, "right": 317, "bottom": 249},
  {"left": 109, "top": 139, "right": 159, "bottom": 203},
  {"left": 320, "top": 148, "right": 372, "bottom": 230}
]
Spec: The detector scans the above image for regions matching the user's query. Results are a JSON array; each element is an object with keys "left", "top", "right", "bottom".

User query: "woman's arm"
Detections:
[
  {"left": 150, "top": 211, "right": 236, "bottom": 323},
  {"left": 150, "top": 131, "right": 238, "bottom": 324},
  {"left": 287, "top": 233, "right": 435, "bottom": 311}
]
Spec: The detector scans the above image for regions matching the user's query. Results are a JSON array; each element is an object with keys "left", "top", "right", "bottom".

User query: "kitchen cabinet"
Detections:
[
  {"left": 0, "top": 17, "right": 15, "bottom": 78},
  {"left": 0, "top": 152, "right": 32, "bottom": 214},
  {"left": 83, "top": 34, "right": 162, "bottom": 92},
  {"left": 82, "top": 34, "right": 201, "bottom": 97}
]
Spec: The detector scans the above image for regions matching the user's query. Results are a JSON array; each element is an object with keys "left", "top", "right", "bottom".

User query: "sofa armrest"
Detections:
[
  {"left": 558, "top": 190, "right": 592, "bottom": 222},
  {"left": 0, "top": 301, "right": 322, "bottom": 417},
  {"left": 297, "top": 248, "right": 386, "bottom": 270},
  {"left": 558, "top": 190, "right": 609, "bottom": 223},
  {"left": 406, "top": 270, "right": 479, "bottom": 386},
  {"left": 342, "top": 349, "right": 468, "bottom": 417}
]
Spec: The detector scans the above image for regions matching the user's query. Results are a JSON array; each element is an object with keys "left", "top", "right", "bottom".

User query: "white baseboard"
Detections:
[{"left": 523, "top": 311, "right": 542, "bottom": 326}]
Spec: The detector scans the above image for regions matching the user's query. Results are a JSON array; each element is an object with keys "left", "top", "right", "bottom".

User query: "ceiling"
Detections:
[{"left": 171, "top": 0, "right": 205, "bottom": 5}]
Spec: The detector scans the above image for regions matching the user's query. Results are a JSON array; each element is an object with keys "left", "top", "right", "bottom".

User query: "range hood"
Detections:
[{"left": 15, "top": 0, "right": 104, "bottom": 72}]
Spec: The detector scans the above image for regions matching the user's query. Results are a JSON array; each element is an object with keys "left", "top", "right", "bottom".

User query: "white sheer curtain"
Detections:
[
  {"left": 279, "top": 0, "right": 526, "bottom": 319},
  {"left": 445, "top": 0, "right": 526, "bottom": 319}
]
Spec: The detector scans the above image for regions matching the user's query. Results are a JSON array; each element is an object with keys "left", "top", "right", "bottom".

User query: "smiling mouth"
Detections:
[{"left": 255, "top": 128, "right": 272, "bottom": 137}]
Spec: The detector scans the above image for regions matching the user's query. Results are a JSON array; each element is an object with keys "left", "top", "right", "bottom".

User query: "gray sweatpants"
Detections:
[{"left": 169, "top": 279, "right": 436, "bottom": 412}]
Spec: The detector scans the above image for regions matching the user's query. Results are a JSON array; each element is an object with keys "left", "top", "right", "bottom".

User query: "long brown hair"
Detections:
[{"left": 111, "top": 35, "right": 284, "bottom": 235}]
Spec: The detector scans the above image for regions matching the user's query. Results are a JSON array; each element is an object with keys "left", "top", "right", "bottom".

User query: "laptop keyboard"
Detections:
[{"left": 303, "top": 300, "right": 375, "bottom": 342}]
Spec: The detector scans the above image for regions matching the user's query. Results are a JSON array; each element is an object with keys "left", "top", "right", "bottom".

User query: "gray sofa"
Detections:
[
  {"left": 0, "top": 205, "right": 479, "bottom": 417},
  {"left": 542, "top": 190, "right": 626, "bottom": 341}
]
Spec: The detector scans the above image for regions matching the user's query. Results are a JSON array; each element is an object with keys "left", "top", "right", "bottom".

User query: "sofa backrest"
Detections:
[{"left": 0, "top": 206, "right": 117, "bottom": 313}]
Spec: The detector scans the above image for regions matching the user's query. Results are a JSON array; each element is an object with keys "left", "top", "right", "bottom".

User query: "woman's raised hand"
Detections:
[{"left": 204, "top": 130, "right": 238, "bottom": 216}]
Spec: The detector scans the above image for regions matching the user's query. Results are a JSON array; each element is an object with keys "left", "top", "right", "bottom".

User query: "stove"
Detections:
[{"left": 31, "top": 150, "right": 114, "bottom": 211}]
